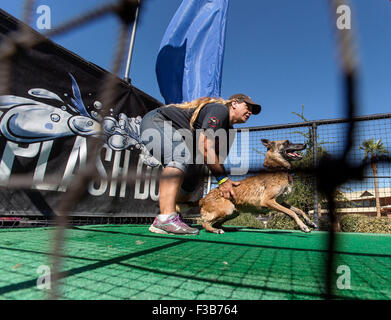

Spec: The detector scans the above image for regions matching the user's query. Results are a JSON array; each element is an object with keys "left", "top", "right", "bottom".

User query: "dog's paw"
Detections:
[
  {"left": 300, "top": 225, "right": 311, "bottom": 233},
  {"left": 213, "top": 229, "right": 225, "bottom": 234},
  {"left": 308, "top": 221, "right": 318, "bottom": 229}
]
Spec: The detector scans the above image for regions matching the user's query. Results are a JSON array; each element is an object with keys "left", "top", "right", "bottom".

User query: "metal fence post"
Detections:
[
  {"left": 312, "top": 122, "right": 319, "bottom": 229},
  {"left": 206, "top": 171, "right": 212, "bottom": 194}
]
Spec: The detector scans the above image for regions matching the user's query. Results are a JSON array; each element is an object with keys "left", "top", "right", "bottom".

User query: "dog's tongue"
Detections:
[{"left": 288, "top": 152, "right": 300, "bottom": 157}]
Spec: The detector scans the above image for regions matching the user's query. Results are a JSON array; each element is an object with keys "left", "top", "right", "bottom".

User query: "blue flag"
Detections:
[{"left": 156, "top": 0, "right": 229, "bottom": 104}]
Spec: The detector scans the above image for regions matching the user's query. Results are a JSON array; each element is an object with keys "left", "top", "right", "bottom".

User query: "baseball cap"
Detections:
[{"left": 229, "top": 93, "right": 262, "bottom": 115}]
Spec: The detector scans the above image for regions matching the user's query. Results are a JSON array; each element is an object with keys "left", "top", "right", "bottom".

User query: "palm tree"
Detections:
[{"left": 359, "top": 139, "right": 388, "bottom": 217}]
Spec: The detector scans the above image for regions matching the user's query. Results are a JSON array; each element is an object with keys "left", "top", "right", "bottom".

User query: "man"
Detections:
[{"left": 140, "top": 94, "right": 261, "bottom": 235}]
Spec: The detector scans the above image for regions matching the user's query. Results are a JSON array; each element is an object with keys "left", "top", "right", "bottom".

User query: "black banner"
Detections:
[{"left": 0, "top": 9, "right": 163, "bottom": 217}]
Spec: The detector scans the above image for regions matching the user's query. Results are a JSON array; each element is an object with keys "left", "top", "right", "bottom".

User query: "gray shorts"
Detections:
[
  {"left": 140, "top": 108, "right": 204, "bottom": 193},
  {"left": 140, "top": 108, "right": 191, "bottom": 172}
]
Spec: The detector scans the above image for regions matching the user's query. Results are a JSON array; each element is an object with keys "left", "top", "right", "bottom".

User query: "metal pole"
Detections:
[
  {"left": 312, "top": 123, "right": 319, "bottom": 229},
  {"left": 124, "top": 0, "right": 140, "bottom": 83},
  {"left": 207, "top": 173, "right": 212, "bottom": 194}
]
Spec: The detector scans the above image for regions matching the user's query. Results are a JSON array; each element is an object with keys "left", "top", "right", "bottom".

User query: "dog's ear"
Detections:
[{"left": 261, "top": 139, "right": 271, "bottom": 149}]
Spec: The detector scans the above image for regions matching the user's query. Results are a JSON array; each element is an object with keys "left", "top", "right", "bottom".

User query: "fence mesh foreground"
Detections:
[{"left": 0, "top": 0, "right": 390, "bottom": 301}]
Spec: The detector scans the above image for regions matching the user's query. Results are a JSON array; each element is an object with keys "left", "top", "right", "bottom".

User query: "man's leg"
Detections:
[
  {"left": 176, "top": 164, "right": 205, "bottom": 204},
  {"left": 159, "top": 166, "right": 183, "bottom": 214},
  {"left": 149, "top": 166, "right": 199, "bottom": 235}
]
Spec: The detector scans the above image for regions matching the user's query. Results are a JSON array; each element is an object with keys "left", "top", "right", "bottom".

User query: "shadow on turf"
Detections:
[
  {"left": 68, "top": 226, "right": 391, "bottom": 258},
  {"left": 1, "top": 226, "right": 389, "bottom": 299},
  {"left": 249, "top": 230, "right": 309, "bottom": 238},
  {"left": 198, "top": 225, "right": 309, "bottom": 238},
  {"left": 0, "top": 239, "right": 187, "bottom": 297},
  {"left": 0, "top": 236, "right": 334, "bottom": 300}
]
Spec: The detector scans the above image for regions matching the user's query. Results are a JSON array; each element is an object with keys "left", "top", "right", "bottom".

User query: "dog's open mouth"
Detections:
[
  {"left": 285, "top": 150, "right": 303, "bottom": 160},
  {"left": 283, "top": 143, "right": 306, "bottom": 161}
]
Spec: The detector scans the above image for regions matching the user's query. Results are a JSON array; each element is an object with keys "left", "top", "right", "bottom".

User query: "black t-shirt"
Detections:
[
  {"left": 157, "top": 102, "right": 232, "bottom": 132},
  {"left": 157, "top": 103, "right": 234, "bottom": 163}
]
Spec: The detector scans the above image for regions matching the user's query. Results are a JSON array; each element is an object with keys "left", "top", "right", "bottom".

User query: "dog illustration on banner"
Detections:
[{"left": 0, "top": 73, "right": 159, "bottom": 167}]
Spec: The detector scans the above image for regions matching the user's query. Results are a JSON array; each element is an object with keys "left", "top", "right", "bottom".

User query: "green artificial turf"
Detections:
[{"left": 0, "top": 225, "right": 390, "bottom": 300}]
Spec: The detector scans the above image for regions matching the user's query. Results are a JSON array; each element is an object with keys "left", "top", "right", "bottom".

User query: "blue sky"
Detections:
[{"left": 1, "top": 0, "right": 391, "bottom": 129}]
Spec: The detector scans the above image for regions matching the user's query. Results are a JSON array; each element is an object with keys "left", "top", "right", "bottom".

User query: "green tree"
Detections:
[{"left": 359, "top": 139, "right": 388, "bottom": 217}]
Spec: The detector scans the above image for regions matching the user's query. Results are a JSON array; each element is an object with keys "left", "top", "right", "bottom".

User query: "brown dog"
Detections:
[{"left": 199, "top": 139, "right": 318, "bottom": 233}]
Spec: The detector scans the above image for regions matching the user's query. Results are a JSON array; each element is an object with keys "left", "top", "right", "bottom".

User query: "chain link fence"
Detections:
[
  {"left": 0, "top": 0, "right": 390, "bottom": 301},
  {"left": 207, "top": 113, "right": 391, "bottom": 225}
]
